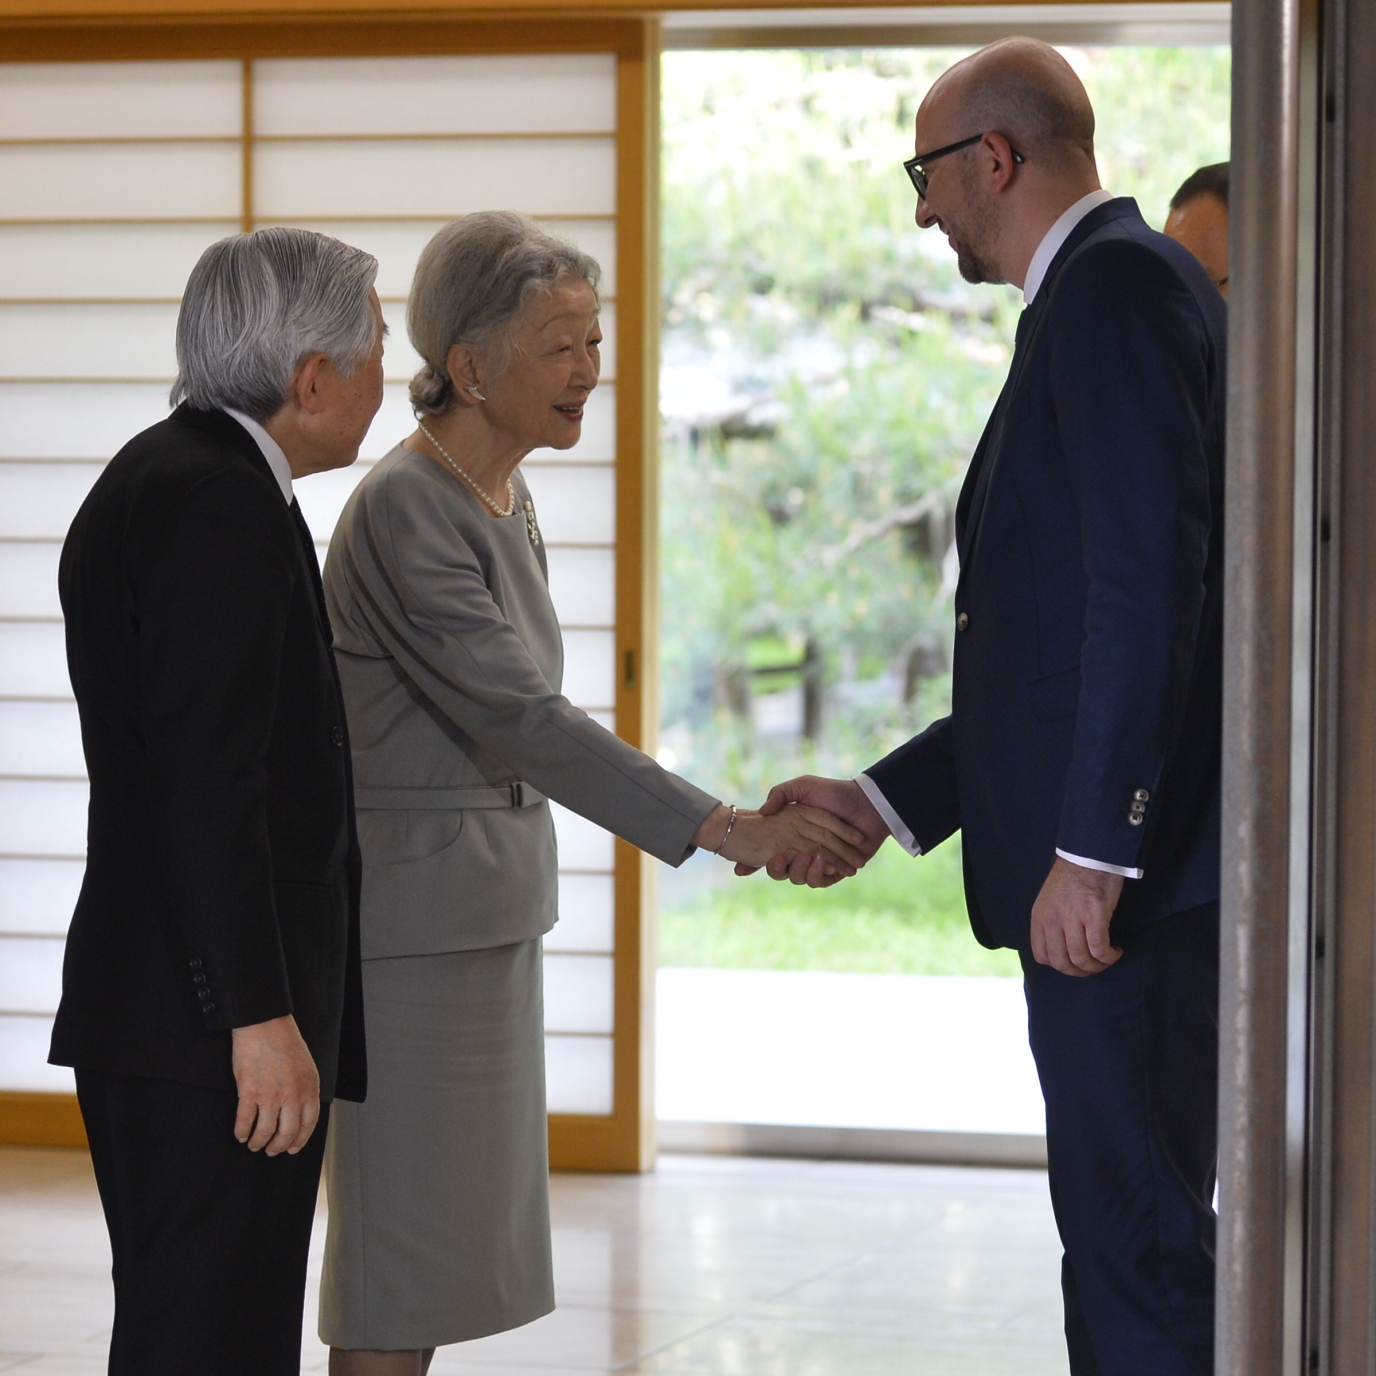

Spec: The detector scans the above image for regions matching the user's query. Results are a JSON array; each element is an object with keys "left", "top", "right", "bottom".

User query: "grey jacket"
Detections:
[{"left": 323, "top": 443, "right": 718, "bottom": 959}]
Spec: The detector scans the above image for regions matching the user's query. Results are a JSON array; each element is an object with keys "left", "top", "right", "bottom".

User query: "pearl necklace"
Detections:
[{"left": 417, "top": 422, "right": 515, "bottom": 518}]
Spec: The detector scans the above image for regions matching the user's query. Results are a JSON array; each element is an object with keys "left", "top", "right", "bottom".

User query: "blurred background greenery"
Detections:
[{"left": 655, "top": 45, "right": 1231, "bottom": 977}]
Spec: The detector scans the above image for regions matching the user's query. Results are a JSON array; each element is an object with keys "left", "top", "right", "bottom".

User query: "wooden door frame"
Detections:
[{"left": 0, "top": 13, "right": 660, "bottom": 1172}]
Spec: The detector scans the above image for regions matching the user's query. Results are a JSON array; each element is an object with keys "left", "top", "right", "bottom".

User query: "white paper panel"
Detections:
[
  {"left": 560, "top": 629, "right": 615, "bottom": 710},
  {"left": 253, "top": 137, "right": 615, "bottom": 220},
  {"left": 0, "top": 934, "right": 63, "bottom": 1014},
  {"left": 544, "top": 1033, "right": 613, "bottom": 1115},
  {"left": 255, "top": 55, "right": 616, "bottom": 137},
  {"left": 0, "top": 383, "right": 170, "bottom": 459},
  {"left": 379, "top": 300, "right": 423, "bottom": 382},
  {"left": 0, "top": 61, "right": 241, "bottom": 139},
  {"left": 0, "top": 462, "right": 102, "bottom": 538},
  {"left": 0, "top": 779, "right": 88, "bottom": 855},
  {"left": 586, "top": 709, "right": 616, "bottom": 735},
  {"left": 0, "top": 305, "right": 179, "bottom": 380},
  {"left": 527, "top": 383, "right": 614, "bottom": 464},
  {"left": 0, "top": 623, "right": 70, "bottom": 698},
  {"left": 594, "top": 299, "right": 617, "bottom": 383},
  {"left": 359, "top": 384, "right": 418, "bottom": 462},
  {"left": 0, "top": 224, "right": 236, "bottom": 301},
  {"left": 0, "top": 144, "right": 242, "bottom": 222},
  {"left": 0, "top": 858, "right": 83, "bottom": 936},
  {"left": 0, "top": 1015, "right": 73, "bottom": 1092},
  {"left": 546, "top": 872, "right": 614, "bottom": 954},
  {"left": 522, "top": 464, "right": 615, "bottom": 546},
  {"left": 0, "top": 701, "right": 84, "bottom": 778},
  {"left": 545, "top": 547, "right": 615, "bottom": 628},
  {"left": 0, "top": 546, "right": 63, "bottom": 617},
  {"left": 544, "top": 952, "right": 613, "bottom": 1034},
  {"left": 549, "top": 800, "right": 615, "bottom": 871}
]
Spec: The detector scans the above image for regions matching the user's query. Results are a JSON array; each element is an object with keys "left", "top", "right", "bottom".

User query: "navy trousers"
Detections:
[
  {"left": 77, "top": 1069, "right": 328, "bottom": 1376},
  {"left": 1021, "top": 902, "right": 1219, "bottom": 1376}
]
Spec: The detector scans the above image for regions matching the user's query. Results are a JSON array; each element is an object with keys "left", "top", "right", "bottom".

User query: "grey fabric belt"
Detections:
[{"left": 354, "top": 782, "right": 545, "bottom": 810}]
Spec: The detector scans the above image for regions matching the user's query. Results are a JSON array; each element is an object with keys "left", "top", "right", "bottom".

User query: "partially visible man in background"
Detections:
[
  {"left": 51, "top": 227, "right": 383, "bottom": 1375},
  {"left": 1164, "top": 161, "right": 1229, "bottom": 296}
]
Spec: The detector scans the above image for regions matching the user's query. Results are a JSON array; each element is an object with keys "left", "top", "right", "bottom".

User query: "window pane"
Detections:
[
  {"left": 0, "top": 144, "right": 241, "bottom": 221},
  {"left": 0, "top": 935, "right": 64, "bottom": 1014},
  {"left": 545, "top": 547, "right": 615, "bottom": 628},
  {"left": 253, "top": 137, "right": 615, "bottom": 220},
  {"left": 0, "top": 224, "right": 237, "bottom": 300},
  {"left": 0, "top": 1015, "right": 73, "bottom": 1091},
  {"left": 559, "top": 629, "right": 615, "bottom": 711},
  {"left": 0, "top": 702, "right": 84, "bottom": 778},
  {"left": 0, "top": 463, "right": 102, "bottom": 538},
  {"left": 545, "top": 1033, "right": 612, "bottom": 1115},
  {"left": 0, "top": 60, "right": 241, "bottom": 139},
  {"left": 522, "top": 465, "right": 615, "bottom": 547},
  {"left": 546, "top": 872, "right": 614, "bottom": 954},
  {"left": 0, "top": 623, "right": 70, "bottom": 697},
  {"left": 0, "top": 546, "right": 63, "bottom": 617},
  {"left": 255, "top": 55, "right": 615, "bottom": 137},
  {"left": 549, "top": 801, "right": 614, "bottom": 871},
  {"left": 0, "top": 305, "right": 179, "bottom": 381},
  {"left": 0, "top": 383, "right": 170, "bottom": 459},
  {"left": 544, "top": 952, "right": 613, "bottom": 1034},
  {"left": 0, "top": 858, "right": 83, "bottom": 936},
  {"left": 0, "top": 779, "right": 88, "bottom": 855}
]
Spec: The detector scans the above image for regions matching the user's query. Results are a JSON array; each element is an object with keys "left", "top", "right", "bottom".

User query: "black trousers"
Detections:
[
  {"left": 76, "top": 1068, "right": 328, "bottom": 1376},
  {"left": 1021, "top": 902, "right": 1219, "bottom": 1376}
]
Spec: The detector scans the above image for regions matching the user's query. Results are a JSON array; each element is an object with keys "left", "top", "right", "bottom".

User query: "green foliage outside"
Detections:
[{"left": 657, "top": 45, "right": 1231, "bottom": 976}]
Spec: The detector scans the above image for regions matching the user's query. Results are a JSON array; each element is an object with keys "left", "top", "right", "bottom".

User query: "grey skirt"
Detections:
[{"left": 318, "top": 938, "right": 554, "bottom": 1350}]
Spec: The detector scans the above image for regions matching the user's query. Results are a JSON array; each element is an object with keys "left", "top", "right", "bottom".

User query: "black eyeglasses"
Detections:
[{"left": 903, "top": 133, "right": 1025, "bottom": 199}]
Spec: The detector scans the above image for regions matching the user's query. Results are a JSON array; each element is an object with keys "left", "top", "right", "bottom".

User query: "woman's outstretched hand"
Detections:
[{"left": 691, "top": 802, "right": 869, "bottom": 878}]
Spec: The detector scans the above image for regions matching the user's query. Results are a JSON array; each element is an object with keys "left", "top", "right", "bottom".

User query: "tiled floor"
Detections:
[{"left": 0, "top": 1146, "right": 1070, "bottom": 1375}]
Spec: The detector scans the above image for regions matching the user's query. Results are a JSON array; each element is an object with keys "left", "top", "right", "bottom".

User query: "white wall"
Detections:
[{"left": 0, "top": 54, "right": 622, "bottom": 1113}]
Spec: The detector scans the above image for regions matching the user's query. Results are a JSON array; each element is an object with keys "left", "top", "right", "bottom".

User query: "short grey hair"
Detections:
[
  {"left": 171, "top": 227, "right": 379, "bottom": 421},
  {"left": 408, "top": 211, "right": 600, "bottom": 417}
]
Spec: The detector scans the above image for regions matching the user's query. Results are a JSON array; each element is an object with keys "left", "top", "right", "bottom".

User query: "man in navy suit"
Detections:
[{"left": 755, "top": 39, "right": 1225, "bottom": 1375}]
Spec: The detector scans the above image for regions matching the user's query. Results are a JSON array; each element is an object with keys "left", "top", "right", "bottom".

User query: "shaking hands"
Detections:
[{"left": 695, "top": 775, "right": 893, "bottom": 888}]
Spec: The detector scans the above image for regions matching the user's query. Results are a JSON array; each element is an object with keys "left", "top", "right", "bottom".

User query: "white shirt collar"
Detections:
[
  {"left": 1022, "top": 188, "right": 1115, "bottom": 306},
  {"left": 225, "top": 408, "right": 294, "bottom": 505}
]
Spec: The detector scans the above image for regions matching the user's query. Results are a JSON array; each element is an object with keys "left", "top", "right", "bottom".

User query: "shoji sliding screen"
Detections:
[{"left": 0, "top": 30, "right": 658, "bottom": 1169}]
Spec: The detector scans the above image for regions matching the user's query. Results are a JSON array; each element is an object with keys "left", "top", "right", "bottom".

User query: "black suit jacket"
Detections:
[
  {"left": 50, "top": 405, "right": 366, "bottom": 1102},
  {"left": 868, "top": 199, "right": 1226, "bottom": 948}
]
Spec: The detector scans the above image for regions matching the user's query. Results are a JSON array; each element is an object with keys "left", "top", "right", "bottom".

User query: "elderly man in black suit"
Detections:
[
  {"left": 51, "top": 227, "right": 385, "bottom": 1375},
  {"left": 755, "top": 39, "right": 1225, "bottom": 1376}
]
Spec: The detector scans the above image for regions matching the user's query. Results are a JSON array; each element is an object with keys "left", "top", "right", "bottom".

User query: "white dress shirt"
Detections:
[
  {"left": 857, "top": 185, "right": 1143, "bottom": 880},
  {"left": 225, "top": 408, "right": 294, "bottom": 505}
]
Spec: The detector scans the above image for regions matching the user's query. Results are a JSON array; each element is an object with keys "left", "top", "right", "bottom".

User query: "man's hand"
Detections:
[
  {"left": 743, "top": 776, "right": 892, "bottom": 888},
  {"left": 231, "top": 1014, "right": 321, "bottom": 1156},
  {"left": 1030, "top": 856, "right": 1125, "bottom": 976}
]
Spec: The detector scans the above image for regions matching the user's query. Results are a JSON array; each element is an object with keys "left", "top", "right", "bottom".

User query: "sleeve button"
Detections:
[
  {"left": 202, "top": 1003, "right": 215, "bottom": 1014},
  {"left": 1133, "top": 788, "right": 1150, "bottom": 802},
  {"left": 188, "top": 958, "right": 203, "bottom": 970},
  {"left": 956, "top": 612, "right": 970, "bottom": 632},
  {"left": 330, "top": 725, "right": 345, "bottom": 746},
  {"left": 193, "top": 973, "right": 207, "bottom": 986}
]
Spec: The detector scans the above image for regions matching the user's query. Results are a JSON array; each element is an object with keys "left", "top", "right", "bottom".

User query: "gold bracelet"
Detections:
[{"left": 712, "top": 805, "right": 739, "bottom": 855}]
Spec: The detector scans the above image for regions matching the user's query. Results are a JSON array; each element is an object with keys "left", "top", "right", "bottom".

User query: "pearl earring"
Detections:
[{"left": 466, "top": 386, "right": 486, "bottom": 401}]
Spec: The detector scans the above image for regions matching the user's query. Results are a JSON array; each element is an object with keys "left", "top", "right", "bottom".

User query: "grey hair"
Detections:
[
  {"left": 407, "top": 211, "right": 600, "bottom": 417},
  {"left": 171, "top": 227, "right": 379, "bottom": 421}
]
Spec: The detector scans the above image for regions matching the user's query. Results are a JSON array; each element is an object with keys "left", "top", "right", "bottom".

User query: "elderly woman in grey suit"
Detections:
[{"left": 318, "top": 212, "right": 866, "bottom": 1376}]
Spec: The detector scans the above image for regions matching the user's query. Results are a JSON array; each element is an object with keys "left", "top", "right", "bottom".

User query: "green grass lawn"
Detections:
[{"left": 659, "top": 837, "right": 1022, "bottom": 978}]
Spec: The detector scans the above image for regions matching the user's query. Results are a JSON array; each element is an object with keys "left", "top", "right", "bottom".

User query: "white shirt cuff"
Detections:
[
  {"left": 854, "top": 773, "right": 921, "bottom": 856},
  {"left": 1056, "top": 848, "right": 1143, "bottom": 880}
]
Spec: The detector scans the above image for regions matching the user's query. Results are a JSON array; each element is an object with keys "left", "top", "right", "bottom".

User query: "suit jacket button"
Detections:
[
  {"left": 956, "top": 613, "right": 970, "bottom": 632},
  {"left": 330, "top": 725, "right": 345, "bottom": 746}
]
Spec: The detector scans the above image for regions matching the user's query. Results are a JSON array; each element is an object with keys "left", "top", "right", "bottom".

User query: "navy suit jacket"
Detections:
[{"left": 867, "top": 198, "right": 1226, "bottom": 950}]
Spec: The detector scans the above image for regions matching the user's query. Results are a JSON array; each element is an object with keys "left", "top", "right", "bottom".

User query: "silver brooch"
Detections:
[{"left": 524, "top": 500, "right": 541, "bottom": 547}]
